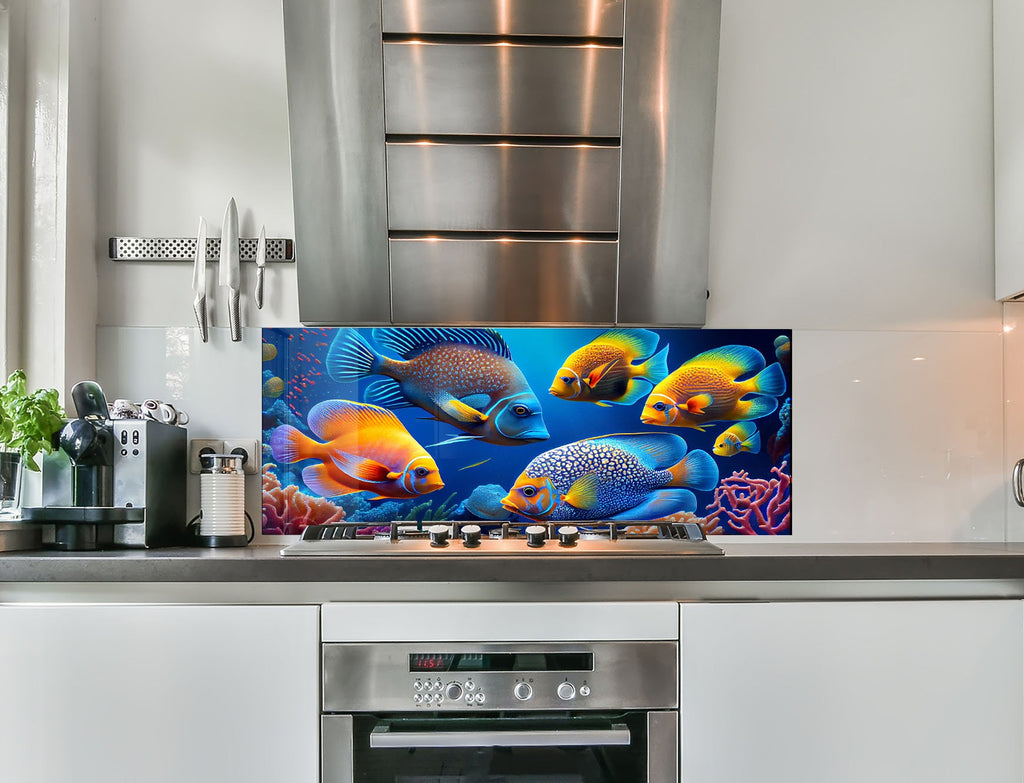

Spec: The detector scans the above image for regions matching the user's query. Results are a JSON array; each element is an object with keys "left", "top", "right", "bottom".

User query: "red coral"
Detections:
[
  {"left": 704, "top": 461, "right": 791, "bottom": 535},
  {"left": 262, "top": 463, "right": 345, "bottom": 535}
]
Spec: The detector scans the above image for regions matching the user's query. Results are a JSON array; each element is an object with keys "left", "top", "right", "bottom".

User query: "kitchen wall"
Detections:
[{"left": 91, "top": 0, "right": 1008, "bottom": 543}]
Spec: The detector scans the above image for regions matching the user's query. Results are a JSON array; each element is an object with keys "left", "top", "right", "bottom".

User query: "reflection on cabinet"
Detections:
[
  {"left": 0, "top": 605, "right": 319, "bottom": 783},
  {"left": 680, "top": 601, "right": 1023, "bottom": 783}
]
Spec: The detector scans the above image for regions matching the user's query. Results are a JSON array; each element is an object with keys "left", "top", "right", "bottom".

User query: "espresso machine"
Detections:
[{"left": 22, "top": 381, "right": 187, "bottom": 550}]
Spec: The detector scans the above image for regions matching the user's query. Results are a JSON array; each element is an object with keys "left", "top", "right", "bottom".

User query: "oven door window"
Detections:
[{"left": 346, "top": 713, "right": 648, "bottom": 782}]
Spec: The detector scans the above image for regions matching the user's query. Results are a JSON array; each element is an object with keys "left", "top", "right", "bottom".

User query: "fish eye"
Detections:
[
  {"left": 653, "top": 402, "right": 666, "bottom": 412},
  {"left": 522, "top": 486, "right": 536, "bottom": 497},
  {"left": 511, "top": 404, "right": 530, "bottom": 416},
  {"left": 560, "top": 376, "right": 575, "bottom": 384},
  {"left": 414, "top": 467, "right": 429, "bottom": 477}
]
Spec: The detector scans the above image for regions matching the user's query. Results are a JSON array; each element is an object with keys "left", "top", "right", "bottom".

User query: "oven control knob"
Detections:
[
  {"left": 579, "top": 685, "right": 591, "bottom": 697},
  {"left": 513, "top": 682, "right": 533, "bottom": 701},
  {"left": 525, "top": 525, "right": 547, "bottom": 548},
  {"left": 461, "top": 524, "right": 482, "bottom": 548},
  {"left": 557, "top": 525, "right": 579, "bottom": 547},
  {"left": 445, "top": 682, "right": 464, "bottom": 701},
  {"left": 557, "top": 682, "right": 576, "bottom": 701},
  {"left": 428, "top": 524, "right": 450, "bottom": 547}
]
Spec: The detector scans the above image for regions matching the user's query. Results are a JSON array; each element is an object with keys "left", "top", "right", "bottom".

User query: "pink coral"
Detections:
[
  {"left": 704, "top": 461, "right": 791, "bottom": 535},
  {"left": 262, "top": 463, "right": 346, "bottom": 535}
]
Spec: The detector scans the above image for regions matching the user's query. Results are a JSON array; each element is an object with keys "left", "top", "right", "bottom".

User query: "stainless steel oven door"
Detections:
[{"left": 323, "top": 711, "right": 677, "bottom": 782}]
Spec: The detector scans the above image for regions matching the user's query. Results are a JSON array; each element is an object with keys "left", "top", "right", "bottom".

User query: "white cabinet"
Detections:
[
  {"left": 996, "top": 0, "right": 1024, "bottom": 300},
  {"left": 0, "top": 604, "right": 319, "bottom": 783},
  {"left": 680, "top": 601, "right": 1023, "bottom": 783}
]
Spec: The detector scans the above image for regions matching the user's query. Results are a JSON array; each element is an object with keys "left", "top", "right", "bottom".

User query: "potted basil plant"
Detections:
[{"left": 0, "top": 370, "right": 65, "bottom": 514}]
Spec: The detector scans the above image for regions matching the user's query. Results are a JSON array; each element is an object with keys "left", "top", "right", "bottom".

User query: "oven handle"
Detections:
[{"left": 369, "top": 723, "right": 631, "bottom": 749}]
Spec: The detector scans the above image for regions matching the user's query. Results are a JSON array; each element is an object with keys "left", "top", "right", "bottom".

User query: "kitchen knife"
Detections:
[
  {"left": 219, "top": 197, "right": 241, "bottom": 342},
  {"left": 254, "top": 224, "right": 266, "bottom": 310},
  {"left": 192, "top": 216, "right": 209, "bottom": 342}
]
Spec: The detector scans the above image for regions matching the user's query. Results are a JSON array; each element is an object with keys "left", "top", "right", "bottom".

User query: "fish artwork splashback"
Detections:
[{"left": 261, "top": 328, "right": 793, "bottom": 536}]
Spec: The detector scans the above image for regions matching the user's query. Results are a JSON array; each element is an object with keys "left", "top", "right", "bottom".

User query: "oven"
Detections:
[{"left": 320, "top": 604, "right": 680, "bottom": 783}]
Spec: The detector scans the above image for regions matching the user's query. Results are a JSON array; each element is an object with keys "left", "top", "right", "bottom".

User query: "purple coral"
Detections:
[{"left": 704, "top": 461, "right": 791, "bottom": 535}]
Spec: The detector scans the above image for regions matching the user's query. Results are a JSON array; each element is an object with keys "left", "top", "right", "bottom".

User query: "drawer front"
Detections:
[
  {"left": 384, "top": 42, "right": 623, "bottom": 137},
  {"left": 390, "top": 238, "right": 617, "bottom": 323},
  {"left": 381, "top": 0, "right": 625, "bottom": 37}
]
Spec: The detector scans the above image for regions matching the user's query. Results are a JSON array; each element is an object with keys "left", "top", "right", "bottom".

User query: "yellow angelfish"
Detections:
[
  {"left": 549, "top": 329, "right": 669, "bottom": 407},
  {"left": 713, "top": 422, "right": 762, "bottom": 457},
  {"left": 641, "top": 345, "right": 786, "bottom": 431}
]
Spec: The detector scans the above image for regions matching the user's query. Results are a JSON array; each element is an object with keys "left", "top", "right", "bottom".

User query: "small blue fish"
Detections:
[
  {"left": 713, "top": 422, "right": 761, "bottom": 457},
  {"left": 327, "top": 328, "right": 549, "bottom": 446},
  {"left": 500, "top": 433, "right": 718, "bottom": 522}
]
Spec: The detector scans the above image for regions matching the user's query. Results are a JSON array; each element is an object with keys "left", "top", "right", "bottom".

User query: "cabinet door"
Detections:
[
  {"left": 0, "top": 604, "right": 319, "bottom": 783},
  {"left": 680, "top": 601, "right": 1023, "bottom": 783}
]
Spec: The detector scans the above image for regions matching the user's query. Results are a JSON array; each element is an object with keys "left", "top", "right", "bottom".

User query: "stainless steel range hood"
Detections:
[{"left": 283, "top": 0, "right": 721, "bottom": 326}]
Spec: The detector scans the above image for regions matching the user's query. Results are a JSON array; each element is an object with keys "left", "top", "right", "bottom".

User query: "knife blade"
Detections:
[
  {"left": 254, "top": 224, "right": 266, "bottom": 310},
  {"left": 219, "top": 197, "right": 241, "bottom": 341},
  {"left": 192, "top": 217, "right": 209, "bottom": 342}
]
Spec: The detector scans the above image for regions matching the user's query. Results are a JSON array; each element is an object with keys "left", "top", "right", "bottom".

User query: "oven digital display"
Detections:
[{"left": 409, "top": 652, "right": 593, "bottom": 673}]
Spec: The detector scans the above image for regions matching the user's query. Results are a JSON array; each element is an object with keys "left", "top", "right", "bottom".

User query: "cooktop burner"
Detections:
[{"left": 280, "top": 520, "right": 724, "bottom": 556}]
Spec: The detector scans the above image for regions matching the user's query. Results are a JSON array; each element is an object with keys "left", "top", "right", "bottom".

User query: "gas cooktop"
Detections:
[{"left": 280, "top": 520, "right": 723, "bottom": 557}]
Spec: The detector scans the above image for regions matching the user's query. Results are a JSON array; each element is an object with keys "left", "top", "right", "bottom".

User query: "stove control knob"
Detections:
[
  {"left": 525, "top": 525, "right": 547, "bottom": 548},
  {"left": 461, "top": 524, "right": 482, "bottom": 548},
  {"left": 445, "top": 682, "right": 464, "bottom": 701},
  {"left": 428, "top": 524, "right": 450, "bottom": 547},
  {"left": 557, "top": 525, "right": 579, "bottom": 547},
  {"left": 514, "top": 682, "right": 533, "bottom": 701},
  {"left": 557, "top": 682, "right": 576, "bottom": 701}
]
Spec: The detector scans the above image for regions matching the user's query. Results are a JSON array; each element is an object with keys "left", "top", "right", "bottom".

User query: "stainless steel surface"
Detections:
[
  {"left": 0, "top": 521, "right": 42, "bottom": 553},
  {"left": 617, "top": 0, "right": 721, "bottom": 325},
  {"left": 386, "top": 142, "right": 620, "bottom": 231},
  {"left": 368, "top": 723, "right": 631, "bottom": 748},
  {"left": 321, "top": 715, "right": 354, "bottom": 783},
  {"left": 390, "top": 238, "right": 617, "bottom": 323},
  {"left": 322, "top": 641, "right": 678, "bottom": 712},
  {"left": 383, "top": 42, "right": 623, "bottom": 137},
  {"left": 254, "top": 225, "right": 266, "bottom": 310},
  {"left": 284, "top": 0, "right": 392, "bottom": 326},
  {"left": 109, "top": 236, "right": 293, "bottom": 262},
  {"left": 219, "top": 198, "right": 241, "bottom": 342},
  {"left": 282, "top": 536, "right": 722, "bottom": 557},
  {"left": 382, "top": 0, "right": 625, "bottom": 36},
  {"left": 646, "top": 711, "right": 678, "bottom": 783},
  {"left": 199, "top": 453, "right": 244, "bottom": 475},
  {"left": 192, "top": 217, "right": 208, "bottom": 342}
]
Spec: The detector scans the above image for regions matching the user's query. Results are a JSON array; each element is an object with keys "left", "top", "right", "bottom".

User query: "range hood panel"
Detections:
[{"left": 381, "top": 0, "right": 626, "bottom": 37}]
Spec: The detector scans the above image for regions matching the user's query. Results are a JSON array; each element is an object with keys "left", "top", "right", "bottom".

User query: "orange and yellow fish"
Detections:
[
  {"left": 268, "top": 399, "right": 443, "bottom": 499},
  {"left": 641, "top": 345, "right": 786, "bottom": 431},
  {"left": 549, "top": 329, "right": 669, "bottom": 407},
  {"left": 713, "top": 421, "right": 761, "bottom": 457}
]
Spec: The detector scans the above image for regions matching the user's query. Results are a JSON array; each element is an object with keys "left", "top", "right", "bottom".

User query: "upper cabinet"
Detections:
[
  {"left": 996, "top": 0, "right": 1024, "bottom": 300},
  {"left": 283, "top": 0, "right": 721, "bottom": 326}
]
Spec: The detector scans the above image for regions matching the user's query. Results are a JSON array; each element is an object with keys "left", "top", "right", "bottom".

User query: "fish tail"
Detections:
[
  {"left": 667, "top": 448, "right": 719, "bottom": 492},
  {"left": 744, "top": 428, "right": 762, "bottom": 454},
  {"left": 269, "top": 425, "right": 321, "bottom": 464},
  {"left": 326, "top": 329, "right": 383, "bottom": 382},
  {"left": 738, "top": 396, "right": 779, "bottom": 420},
  {"left": 635, "top": 344, "right": 670, "bottom": 387},
  {"left": 749, "top": 362, "right": 786, "bottom": 398}
]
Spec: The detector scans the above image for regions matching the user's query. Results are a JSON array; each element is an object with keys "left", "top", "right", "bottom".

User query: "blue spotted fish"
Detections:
[
  {"left": 500, "top": 433, "right": 719, "bottom": 522},
  {"left": 327, "top": 327, "right": 549, "bottom": 446}
]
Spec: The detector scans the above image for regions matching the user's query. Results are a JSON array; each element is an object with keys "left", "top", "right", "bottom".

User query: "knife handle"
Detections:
[
  {"left": 193, "top": 295, "right": 209, "bottom": 343},
  {"left": 255, "top": 267, "right": 265, "bottom": 310},
  {"left": 228, "top": 289, "right": 241, "bottom": 342}
]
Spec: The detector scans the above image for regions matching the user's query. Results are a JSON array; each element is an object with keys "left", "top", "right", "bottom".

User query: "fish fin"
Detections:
[
  {"left": 684, "top": 394, "right": 713, "bottom": 415},
  {"left": 442, "top": 397, "right": 488, "bottom": 424},
  {"left": 269, "top": 425, "right": 322, "bottom": 464},
  {"left": 301, "top": 464, "right": 356, "bottom": 498},
  {"left": 610, "top": 489, "right": 697, "bottom": 520},
  {"left": 306, "top": 399, "right": 403, "bottom": 441},
  {"left": 667, "top": 448, "right": 719, "bottom": 491},
  {"left": 563, "top": 473, "right": 600, "bottom": 510},
  {"left": 459, "top": 393, "right": 491, "bottom": 411},
  {"left": 681, "top": 344, "right": 766, "bottom": 379},
  {"left": 589, "top": 433, "right": 689, "bottom": 471},
  {"left": 426, "top": 434, "right": 485, "bottom": 447},
  {"left": 593, "top": 400, "right": 613, "bottom": 408},
  {"left": 742, "top": 428, "right": 762, "bottom": 454},
  {"left": 373, "top": 327, "right": 511, "bottom": 360},
  {"left": 737, "top": 396, "right": 779, "bottom": 421},
  {"left": 325, "top": 329, "right": 383, "bottom": 382},
  {"left": 594, "top": 328, "right": 660, "bottom": 360},
  {"left": 364, "top": 378, "right": 413, "bottom": 410},
  {"left": 330, "top": 451, "right": 392, "bottom": 483},
  {"left": 748, "top": 362, "right": 787, "bottom": 398},
  {"left": 585, "top": 359, "right": 619, "bottom": 389},
  {"left": 609, "top": 379, "right": 650, "bottom": 407},
  {"left": 634, "top": 344, "right": 670, "bottom": 387}
]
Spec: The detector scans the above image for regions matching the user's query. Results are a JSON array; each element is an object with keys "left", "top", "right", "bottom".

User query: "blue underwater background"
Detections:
[{"left": 261, "top": 327, "right": 792, "bottom": 536}]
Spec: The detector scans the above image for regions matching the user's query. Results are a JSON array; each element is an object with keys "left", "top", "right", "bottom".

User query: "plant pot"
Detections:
[{"left": 0, "top": 451, "right": 23, "bottom": 517}]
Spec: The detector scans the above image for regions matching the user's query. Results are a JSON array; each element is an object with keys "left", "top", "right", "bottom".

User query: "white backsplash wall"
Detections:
[{"left": 91, "top": 0, "right": 1006, "bottom": 542}]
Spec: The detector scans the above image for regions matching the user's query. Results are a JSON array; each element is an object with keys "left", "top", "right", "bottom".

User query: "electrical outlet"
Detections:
[
  {"left": 189, "top": 438, "right": 224, "bottom": 474},
  {"left": 223, "top": 438, "right": 261, "bottom": 475}
]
